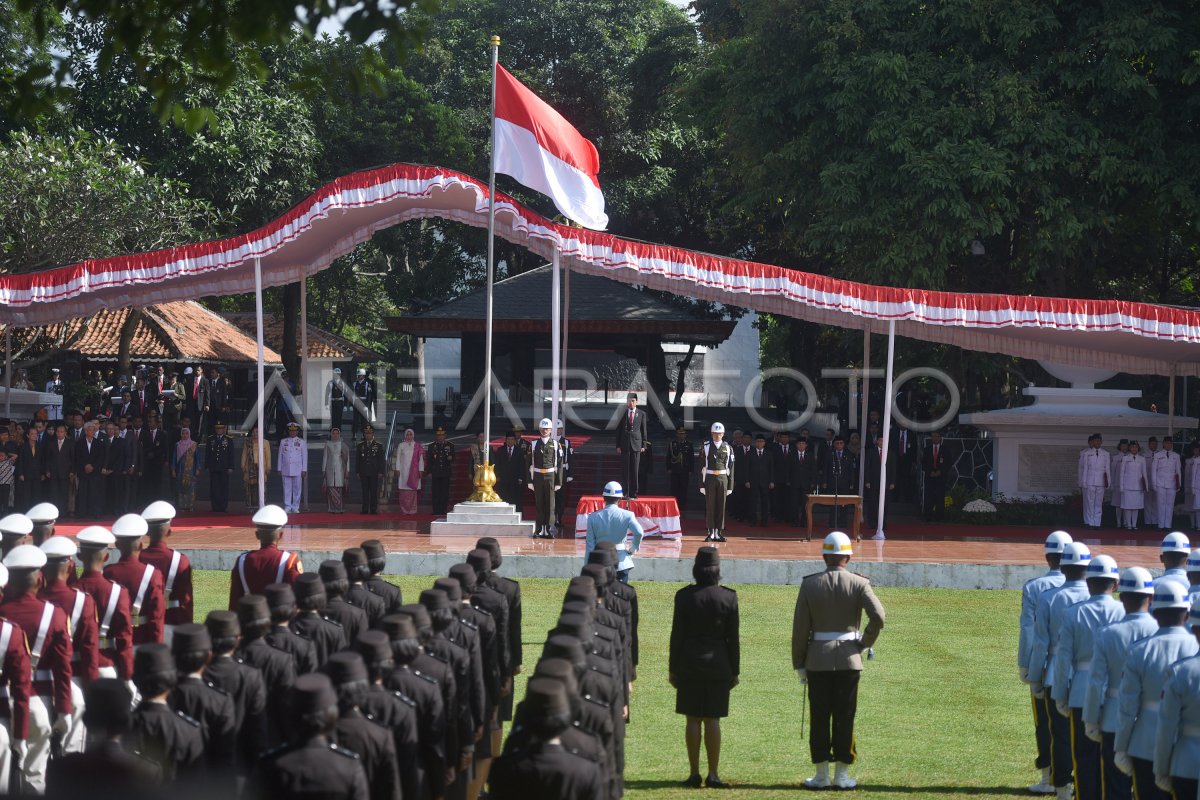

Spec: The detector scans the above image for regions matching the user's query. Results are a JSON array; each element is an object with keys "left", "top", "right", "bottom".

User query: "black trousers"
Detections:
[
  {"left": 1047, "top": 691, "right": 1073, "bottom": 788},
  {"left": 1131, "top": 756, "right": 1171, "bottom": 800},
  {"left": 924, "top": 476, "right": 946, "bottom": 519},
  {"left": 1173, "top": 777, "right": 1199, "bottom": 800},
  {"left": 1032, "top": 691, "right": 1052, "bottom": 770},
  {"left": 209, "top": 470, "right": 230, "bottom": 512},
  {"left": 76, "top": 474, "right": 102, "bottom": 518},
  {"left": 749, "top": 484, "right": 771, "bottom": 524},
  {"left": 807, "top": 670, "right": 860, "bottom": 765},
  {"left": 772, "top": 483, "right": 792, "bottom": 522},
  {"left": 620, "top": 448, "right": 641, "bottom": 497},
  {"left": 669, "top": 470, "right": 689, "bottom": 512},
  {"left": 554, "top": 482, "right": 568, "bottom": 526},
  {"left": 431, "top": 476, "right": 450, "bottom": 515},
  {"left": 1069, "top": 707, "right": 1101, "bottom": 800},
  {"left": 864, "top": 487, "right": 887, "bottom": 532},
  {"left": 1100, "top": 731, "right": 1132, "bottom": 800},
  {"left": 360, "top": 475, "right": 379, "bottom": 514},
  {"left": 329, "top": 400, "right": 343, "bottom": 433}
]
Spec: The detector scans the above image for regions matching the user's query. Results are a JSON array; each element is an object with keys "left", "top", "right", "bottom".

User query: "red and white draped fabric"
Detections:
[
  {"left": 574, "top": 495, "right": 681, "bottom": 539},
  {"left": 1, "top": 164, "right": 1198, "bottom": 376}
]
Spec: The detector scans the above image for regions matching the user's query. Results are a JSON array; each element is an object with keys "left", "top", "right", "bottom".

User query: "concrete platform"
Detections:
[{"left": 429, "top": 501, "right": 536, "bottom": 536}]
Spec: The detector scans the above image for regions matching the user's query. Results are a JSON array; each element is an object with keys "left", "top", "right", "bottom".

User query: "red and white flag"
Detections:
[{"left": 494, "top": 65, "right": 608, "bottom": 230}]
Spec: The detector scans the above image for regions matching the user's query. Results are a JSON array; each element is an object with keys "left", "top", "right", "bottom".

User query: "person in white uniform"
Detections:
[
  {"left": 1150, "top": 436, "right": 1182, "bottom": 531},
  {"left": 1153, "top": 593, "right": 1200, "bottom": 800},
  {"left": 277, "top": 422, "right": 308, "bottom": 514},
  {"left": 1078, "top": 433, "right": 1110, "bottom": 530},
  {"left": 1114, "top": 441, "right": 1149, "bottom": 530}
]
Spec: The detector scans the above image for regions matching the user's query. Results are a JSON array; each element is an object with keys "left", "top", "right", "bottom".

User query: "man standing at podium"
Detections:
[
  {"left": 616, "top": 393, "right": 648, "bottom": 499},
  {"left": 822, "top": 436, "right": 856, "bottom": 529}
]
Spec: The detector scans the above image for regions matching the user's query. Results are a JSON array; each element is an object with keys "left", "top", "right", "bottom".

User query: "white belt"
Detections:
[
  {"left": 1074, "top": 660, "right": 1092, "bottom": 671},
  {"left": 704, "top": 469, "right": 728, "bottom": 475},
  {"left": 1181, "top": 725, "right": 1200, "bottom": 737},
  {"left": 813, "top": 631, "right": 860, "bottom": 642},
  {"left": 1143, "top": 701, "right": 1161, "bottom": 712},
  {"left": 167, "top": 600, "right": 182, "bottom": 609},
  {"left": 32, "top": 669, "right": 52, "bottom": 682},
  {"left": 532, "top": 468, "right": 556, "bottom": 474}
]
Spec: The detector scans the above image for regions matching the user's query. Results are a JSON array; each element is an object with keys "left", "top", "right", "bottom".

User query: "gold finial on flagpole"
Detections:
[{"left": 490, "top": 35, "right": 500, "bottom": 46}]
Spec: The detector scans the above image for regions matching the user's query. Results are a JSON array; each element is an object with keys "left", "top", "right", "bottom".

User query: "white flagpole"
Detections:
[
  {"left": 255, "top": 258, "right": 267, "bottom": 508},
  {"left": 482, "top": 34, "right": 500, "bottom": 467},
  {"left": 876, "top": 320, "right": 896, "bottom": 539},
  {"left": 551, "top": 248, "right": 561, "bottom": 430},
  {"left": 4, "top": 326, "right": 11, "bottom": 418},
  {"left": 858, "top": 327, "right": 870, "bottom": 501},
  {"left": 300, "top": 275, "right": 309, "bottom": 512},
  {"left": 561, "top": 256, "right": 571, "bottom": 412}
]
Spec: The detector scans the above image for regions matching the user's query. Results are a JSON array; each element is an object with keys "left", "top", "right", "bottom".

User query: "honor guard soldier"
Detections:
[
  {"left": 356, "top": 428, "right": 386, "bottom": 515},
  {"left": 1114, "top": 580, "right": 1199, "bottom": 800},
  {"left": 667, "top": 425, "right": 695, "bottom": 513},
  {"left": 0, "top": 513, "right": 32, "bottom": 560},
  {"left": 1, "top": 544, "right": 73, "bottom": 793},
  {"left": 250, "top": 673, "right": 370, "bottom": 800},
  {"left": 1160, "top": 531, "right": 1191, "bottom": 582},
  {"left": 171, "top": 623, "right": 238, "bottom": 786},
  {"left": 75, "top": 527, "right": 134, "bottom": 682},
  {"left": 699, "top": 422, "right": 734, "bottom": 542},
  {"left": 229, "top": 505, "right": 302, "bottom": 610},
  {"left": 791, "top": 532, "right": 885, "bottom": 791},
  {"left": 106, "top": 513, "right": 166, "bottom": 647},
  {"left": 27, "top": 504, "right": 70, "bottom": 582},
  {"left": 326, "top": 368, "right": 348, "bottom": 433},
  {"left": 206, "top": 421, "right": 235, "bottom": 512},
  {"left": 278, "top": 422, "right": 308, "bottom": 515},
  {"left": 529, "top": 419, "right": 564, "bottom": 539},
  {"left": 263, "top": 583, "right": 318, "bottom": 674},
  {"left": 555, "top": 421, "right": 573, "bottom": 533},
  {"left": 1018, "top": 531, "right": 1073, "bottom": 795},
  {"left": 1153, "top": 594, "right": 1200, "bottom": 800},
  {"left": 37, "top": 536, "right": 96, "bottom": 755},
  {"left": 128, "top": 644, "right": 204, "bottom": 784},
  {"left": 1051, "top": 553, "right": 1123, "bottom": 800},
  {"left": 1078, "top": 433, "right": 1111, "bottom": 530},
  {"left": 584, "top": 483, "right": 644, "bottom": 584},
  {"left": 0, "top": 563, "right": 32, "bottom": 789},
  {"left": 360, "top": 540, "right": 403, "bottom": 614},
  {"left": 1083, "top": 567, "right": 1157, "bottom": 800},
  {"left": 351, "top": 368, "right": 375, "bottom": 441},
  {"left": 427, "top": 427, "right": 456, "bottom": 516},
  {"left": 140, "top": 501, "right": 193, "bottom": 643}
]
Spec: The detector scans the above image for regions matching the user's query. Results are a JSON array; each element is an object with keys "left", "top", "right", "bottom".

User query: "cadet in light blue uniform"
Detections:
[
  {"left": 1051, "top": 554, "right": 1124, "bottom": 800},
  {"left": 1083, "top": 566, "right": 1157, "bottom": 800},
  {"left": 1114, "top": 579, "right": 1199, "bottom": 800},
  {"left": 584, "top": 481, "right": 644, "bottom": 584},
  {"left": 1027, "top": 541, "right": 1092, "bottom": 798},
  {"left": 1186, "top": 548, "right": 1200, "bottom": 601},
  {"left": 1154, "top": 594, "right": 1200, "bottom": 800},
  {"left": 1160, "top": 531, "right": 1191, "bottom": 583},
  {"left": 1018, "top": 531, "right": 1072, "bottom": 795}
]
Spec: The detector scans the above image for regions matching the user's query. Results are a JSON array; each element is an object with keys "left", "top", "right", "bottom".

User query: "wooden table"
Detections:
[{"left": 805, "top": 494, "right": 862, "bottom": 541}]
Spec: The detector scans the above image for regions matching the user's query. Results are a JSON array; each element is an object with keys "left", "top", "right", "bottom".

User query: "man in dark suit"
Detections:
[
  {"left": 892, "top": 427, "right": 917, "bottom": 502},
  {"left": 791, "top": 437, "right": 819, "bottom": 526},
  {"left": 730, "top": 430, "right": 751, "bottom": 522},
  {"left": 862, "top": 434, "right": 895, "bottom": 538},
  {"left": 117, "top": 391, "right": 136, "bottom": 420},
  {"left": 101, "top": 420, "right": 128, "bottom": 515},
  {"left": 44, "top": 423, "right": 75, "bottom": 512},
  {"left": 141, "top": 415, "right": 169, "bottom": 503},
  {"left": 74, "top": 421, "right": 108, "bottom": 518},
  {"left": 821, "top": 436, "right": 857, "bottom": 528},
  {"left": 772, "top": 431, "right": 795, "bottom": 523},
  {"left": 745, "top": 433, "right": 776, "bottom": 527},
  {"left": 492, "top": 430, "right": 526, "bottom": 514},
  {"left": 15, "top": 425, "right": 44, "bottom": 509},
  {"left": 614, "top": 393, "right": 648, "bottom": 499},
  {"left": 922, "top": 431, "right": 949, "bottom": 521}
]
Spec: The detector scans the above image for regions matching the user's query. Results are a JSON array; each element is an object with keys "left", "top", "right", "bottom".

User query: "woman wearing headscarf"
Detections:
[
  {"left": 323, "top": 428, "right": 350, "bottom": 513},
  {"left": 171, "top": 427, "right": 202, "bottom": 511},
  {"left": 393, "top": 429, "right": 424, "bottom": 514},
  {"left": 241, "top": 425, "right": 271, "bottom": 509}
]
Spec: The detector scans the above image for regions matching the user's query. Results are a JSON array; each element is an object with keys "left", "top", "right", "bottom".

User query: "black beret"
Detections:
[
  {"left": 475, "top": 538, "right": 502, "bottom": 568},
  {"left": 361, "top": 540, "right": 386, "bottom": 560},
  {"left": 432, "top": 578, "right": 462, "bottom": 603},
  {"left": 354, "top": 630, "right": 392, "bottom": 664},
  {"left": 134, "top": 644, "right": 174, "bottom": 679},
  {"left": 324, "top": 651, "right": 368, "bottom": 686},
  {"left": 580, "top": 563, "right": 609, "bottom": 588},
  {"left": 293, "top": 573, "right": 326, "bottom": 600},
  {"left": 204, "top": 610, "right": 240, "bottom": 639},
  {"left": 401, "top": 604, "right": 432, "bottom": 632},
  {"left": 265, "top": 583, "right": 296, "bottom": 607},
  {"left": 447, "top": 564, "right": 477, "bottom": 593},
  {"left": 237, "top": 595, "right": 270, "bottom": 627},
  {"left": 542, "top": 635, "right": 586, "bottom": 668},
  {"left": 466, "top": 549, "right": 491, "bottom": 573},
  {"left": 695, "top": 546, "right": 720, "bottom": 568},
  {"left": 555, "top": 613, "right": 590, "bottom": 640},
  {"left": 586, "top": 549, "right": 615, "bottom": 568},
  {"left": 319, "top": 560, "right": 348, "bottom": 582},
  {"left": 562, "top": 584, "right": 596, "bottom": 607},
  {"left": 171, "top": 623, "right": 211, "bottom": 654},
  {"left": 523, "top": 677, "right": 570, "bottom": 719},
  {"left": 533, "top": 658, "right": 579, "bottom": 695},
  {"left": 291, "top": 673, "right": 337, "bottom": 715},
  {"left": 342, "top": 547, "right": 368, "bottom": 568},
  {"left": 83, "top": 678, "right": 133, "bottom": 731},
  {"left": 379, "top": 614, "right": 417, "bottom": 641},
  {"left": 418, "top": 589, "right": 450, "bottom": 613}
]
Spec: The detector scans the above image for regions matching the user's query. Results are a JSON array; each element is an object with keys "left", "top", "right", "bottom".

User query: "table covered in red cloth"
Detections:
[{"left": 574, "top": 495, "right": 681, "bottom": 539}]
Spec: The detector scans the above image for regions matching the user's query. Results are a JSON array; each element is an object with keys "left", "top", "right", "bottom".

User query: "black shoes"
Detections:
[
  {"left": 682, "top": 775, "right": 702, "bottom": 788},
  {"left": 705, "top": 776, "right": 731, "bottom": 789}
]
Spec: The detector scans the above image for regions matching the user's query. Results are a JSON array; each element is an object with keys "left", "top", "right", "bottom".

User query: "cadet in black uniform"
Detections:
[
  {"left": 263, "top": 583, "right": 319, "bottom": 674},
  {"left": 380, "top": 614, "right": 448, "bottom": 800},
  {"left": 426, "top": 427, "right": 455, "bottom": 516},
  {"left": 236, "top": 594, "right": 297, "bottom": 749},
  {"left": 589, "top": 544, "right": 639, "bottom": 677},
  {"left": 419, "top": 589, "right": 480, "bottom": 800},
  {"left": 289, "top": 574, "right": 347, "bottom": 665},
  {"left": 355, "top": 428, "right": 386, "bottom": 515},
  {"left": 528, "top": 658, "right": 615, "bottom": 799},
  {"left": 342, "top": 547, "right": 387, "bottom": 627},
  {"left": 352, "top": 632, "right": 422, "bottom": 800},
  {"left": 667, "top": 426, "right": 695, "bottom": 513},
  {"left": 206, "top": 421, "right": 235, "bottom": 512},
  {"left": 489, "top": 678, "right": 603, "bottom": 800},
  {"left": 466, "top": 549, "right": 512, "bottom": 687},
  {"left": 325, "top": 650, "right": 403, "bottom": 800},
  {"left": 170, "top": 623, "right": 238, "bottom": 787},
  {"left": 249, "top": 673, "right": 369, "bottom": 800},
  {"left": 319, "top": 560, "right": 369, "bottom": 646},
  {"left": 361, "top": 540, "right": 404, "bottom": 614},
  {"left": 402, "top": 604, "right": 466, "bottom": 799},
  {"left": 475, "top": 537, "right": 522, "bottom": 724},
  {"left": 128, "top": 645, "right": 204, "bottom": 784},
  {"left": 669, "top": 547, "right": 739, "bottom": 789},
  {"left": 202, "top": 610, "right": 268, "bottom": 777}
]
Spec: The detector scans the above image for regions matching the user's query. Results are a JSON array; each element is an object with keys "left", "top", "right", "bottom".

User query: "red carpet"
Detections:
[{"left": 52, "top": 511, "right": 436, "bottom": 535}]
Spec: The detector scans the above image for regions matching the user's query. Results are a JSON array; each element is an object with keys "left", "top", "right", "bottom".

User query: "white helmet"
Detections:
[
  {"left": 538, "top": 418, "right": 553, "bottom": 430},
  {"left": 602, "top": 481, "right": 623, "bottom": 498},
  {"left": 0, "top": 514, "right": 33, "bottom": 537},
  {"left": 1086, "top": 554, "right": 1119, "bottom": 579},
  {"left": 0, "top": 564, "right": 9, "bottom": 589},
  {"left": 1044, "top": 531, "right": 1073, "bottom": 555},
  {"left": 1118, "top": 567, "right": 1155, "bottom": 595},
  {"left": 1162, "top": 531, "right": 1191, "bottom": 554},
  {"left": 710, "top": 422, "right": 725, "bottom": 434},
  {"left": 822, "top": 531, "right": 853, "bottom": 557},
  {"left": 252, "top": 505, "right": 289, "bottom": 528},
  {"left": 142, "top": 501, "right": 177, "bottom": 523},
  {"left": 1060, "top": 541, "right": 1092, "bottom": 567},
  {"left": 1188, "top": 549, "right": 1200, "bottom": 573},
  {"left": 1152, "top": 578, "right": 1191, "bottom": 610},
  {"left": 25, "top": 503, "right": 59, "bottom": 524},
  {"left": 2, "top": 544, "right": 46, "bottom": 570},
  {"left": 112, "top": 514, "right": 149, "bottom": 539}
]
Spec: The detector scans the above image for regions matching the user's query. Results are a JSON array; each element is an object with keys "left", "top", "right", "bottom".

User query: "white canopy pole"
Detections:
[
  {"left": 255, "top": 258, "right": 267, "bottom": 508},
  {"left": 858, "top": 327, "right": 870, "bottom": 502},
  {"left": 550, "top": 248, "right": 561, "bottom": 430},
  {"left": 876, "top": 320, "right": 897, "bottom": 538},
  {"left": 300, "top": 276, "right": 308, "bottom": 512},
  {"left": 1168, "top": 367, "right": 1176, "bottom": 436},
  {"left": 4, "top": 326, "right": 10, "bottom": 418}
]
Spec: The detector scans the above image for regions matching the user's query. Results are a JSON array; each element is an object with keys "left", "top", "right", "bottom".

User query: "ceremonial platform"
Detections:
[{"left": 62, "top": 510, "right": 1178, "bottom": 590}]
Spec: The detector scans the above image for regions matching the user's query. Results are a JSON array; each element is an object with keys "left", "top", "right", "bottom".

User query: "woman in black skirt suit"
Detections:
[{"left": 669, "top": 546, "right": 740, "bottom": 788}]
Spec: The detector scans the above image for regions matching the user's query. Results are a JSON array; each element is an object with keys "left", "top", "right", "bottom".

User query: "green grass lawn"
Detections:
[{"left": 193, "top": 571, "right": 1034, "bottom": 799}]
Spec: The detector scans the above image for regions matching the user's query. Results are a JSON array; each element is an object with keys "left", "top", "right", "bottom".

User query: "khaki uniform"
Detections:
[
  {"left": 791, "top": 567, "right": 885, "bottom": 765},
  {"left": 700, "top": 440, "right": 734, "bottom": 533},
  {"left": 529, "top": 437, "right": 563, "bottom": 536}
]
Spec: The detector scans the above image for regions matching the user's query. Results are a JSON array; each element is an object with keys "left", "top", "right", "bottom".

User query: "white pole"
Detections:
[
  {"left": 300, "top": 276, "right": 308, "bottom": 512},
  {"left": 482, "top": 35, "right": 500, "bottom": 462},
  {"left": 255, "top": 258, "right": 267, "bottom": 509},
  {"left": 876, "top": 320, "right": 897, "bottom": 538},
  {"left": 1168, "top": 368, "right": 1176, "bottom": 436},
  {"left": 561, "top": 256, "right": 571, "bottom": 399},
  {"left": 858, "top": 327, "right": 870, "bottom": 501},
  {"left": 551, "top": 248, "right": 561, "bottom": 430},
  {"left": 3, "top": 326, "right": 10, "bottom": 418}
]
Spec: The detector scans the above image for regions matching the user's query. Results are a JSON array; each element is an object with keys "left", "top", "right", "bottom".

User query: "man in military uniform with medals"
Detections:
[
  {"left": 699, "top": 422, "right": 734, "bottom": 542},
  {"left": 528, "top": 419, "right": 564, "bottom": 539},
  {"left": 426, "top": 427, "right": 455, "bottom": 516},
  {"left": 356, "top": 427, "right": 386, "bottom": 515},
  {"left": 206, "top": 421, "right": 234, "bottom": 513},
  {"left": 668, "top": 425, "right": 695, "bottom": 513},
  {"left": 555, "top": 421, "right": 573, "bottom": 535}
]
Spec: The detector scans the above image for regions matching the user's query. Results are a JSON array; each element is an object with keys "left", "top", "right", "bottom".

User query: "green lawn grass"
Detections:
[{"left": 193, "top": 571, "right": 1034, "bottom": 799}]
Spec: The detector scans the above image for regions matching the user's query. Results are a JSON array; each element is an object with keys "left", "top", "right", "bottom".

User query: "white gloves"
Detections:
[
  {"left": 1031, "top": 683, "right": 1045, "bottom": 699},
  {"left": 1155, "top": 775, "right": 1173, "bottom": 793},
  {"left": 1084, "top": 723, "right": 1102, "bottom": 743},
  {"left": 1019, "top": 666, "right": 1029, "bottom": 683},
  {"left": 699, "top": 487, "right": 705, "bottom": 495},
  {"left": 11, "top": 740, "right": 26, "bottom": 760},
  {"left": 796, "top": 669, "right": 807, "bottom": 684},
  {"left": 725, "top": 489, "right": 733, "bottom": 496},
  {"left": 526, "top": 483, "right": 533, "bottom": 491},
  {"left": 1055, "top": 700, "right": 1071, "bottom": 718},
  {"left": 51, "top": 715, "right": 69, "bottom": 737},
  {"left": 566, "top": 477, "right": 573, "bottom": 482},
  {"left": 1114, "top": 751, "right": 1133, "bottom": 776}
]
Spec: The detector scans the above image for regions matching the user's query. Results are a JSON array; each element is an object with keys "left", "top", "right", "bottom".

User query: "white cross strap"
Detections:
[
  {"left": 29, "top": 602, "right": 55, "bottom": 668},
  {"left": 275, "top": 552, "right": 292, "bottom": 584},
  {"left": 237, "top": 553, "right": 251, "bottom": 595},
  {"left": 98, "top": 583, "right": 121, "bottom": 648},
  {"left": 166, "top": 551, "right": 182, "bottom": 595},
  {"left": 69, "top": 590, "right": 86, "bottom": 636},
  {"left": 132, "top": 564, "right": 155, "bottom": 619},
  {"left": 0, "top": 622, "right": 12, "bottom": 673}
]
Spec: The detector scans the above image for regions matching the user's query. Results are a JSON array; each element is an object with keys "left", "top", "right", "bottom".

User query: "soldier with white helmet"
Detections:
[
  {"left": 37, "top": 535, "right": 95, "bottom": 755},
  {"left": 0, "top": 513, "right": 32, "bottom": 559},
  {"left": 1027, "top": 541, "right": 1092, "bottom": 798},
  {"left": 1114, "top": 579, "right": 1198, "bottom": 800},
  {"left": 1160, "top": 531, "right": 1191, "bottom": 582},
  {"left": 74, "top": 527, "right": 134, "bottom": 684},
  {"left": 584, "top": 482, "right": 644, "bottom": 584},
  {"left": 139, "top": 501, "right": 192, "bottom": 644},
  {"left": 1018, "top": 530, "right": 1072, "bottom": 794},
  {"left": 699, "top": 423, "right": 734, "bottom": 542},
  {"left": 791, "top": 532, "right": 885, "bottom": 790},
  {"left": 1084, "top": 566, "right": 1157, "bottom": 800},
  {"left": 105, "top": 514, "right": 165, "bottom": 647},
  {"left": 1051, "top": 553, "right": 1124, "bottom": 800},
  {"left": 1153, "top": 594, "right": 1200, "bottom": 800},
  {"left": 528, "top": 418, "right": 564, "bottom": 539}
]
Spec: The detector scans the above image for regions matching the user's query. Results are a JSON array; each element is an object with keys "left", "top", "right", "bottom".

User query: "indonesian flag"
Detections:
[{"left": 494, "top": 65, "right": 608, "bottom": 230}]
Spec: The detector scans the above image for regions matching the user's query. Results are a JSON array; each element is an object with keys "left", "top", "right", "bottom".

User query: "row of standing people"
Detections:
[{"left": 1080, "top": 433, "right": 1200, "bottom": 531}]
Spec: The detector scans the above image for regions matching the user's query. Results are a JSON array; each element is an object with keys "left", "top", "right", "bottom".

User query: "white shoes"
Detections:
[
  {"left": 1027, "top": 767, "right": 1055, "bottom": 794},
  {"left": 833, "top": 762, "right": 857, "bottom": 790},
  {"left": 1055, "top": 786, "right": 1074, "bottom": 800},
  {"left": 804, "top": 762, "right": 830, "bottom": 789}
]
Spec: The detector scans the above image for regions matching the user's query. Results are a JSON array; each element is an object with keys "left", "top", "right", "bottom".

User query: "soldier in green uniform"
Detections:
[
  {"left": 699, "top": 422, "right": 734, "bottom": 542},
  {"left": 355, "top": 427, "right": 386, "bottom": 515},
  {"left": 555, "top": 421, "right": 573, "bottom": 534},
  {"left": 668, "top": 425, "right": 694, "bottom": 513},
  {"left": 528, "top": 419, "right": 564, "bottom": 539},
  {"left": 426, "top": 427, "right": 455, "bottom": 516},
  {"left": 206, "top": 421, "right": 234, "bottom": 513}
]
